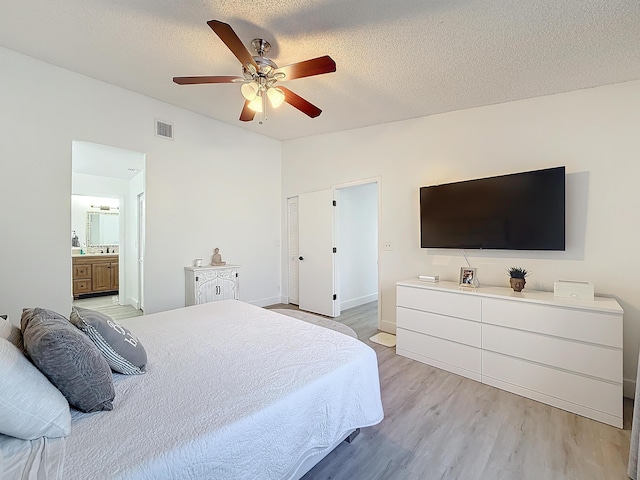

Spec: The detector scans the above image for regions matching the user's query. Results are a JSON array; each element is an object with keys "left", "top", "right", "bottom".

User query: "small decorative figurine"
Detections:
[
  {"left": 508, "top": 267, "right": 529, "bottom": 292},
  {"left": 211, "top": 248, "right": 226, "bottom": 266}
]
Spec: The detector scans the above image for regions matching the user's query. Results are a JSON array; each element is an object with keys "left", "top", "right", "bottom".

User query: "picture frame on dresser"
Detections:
[{"left": 459, "top": 267, "right": 476, "bottom": 286}]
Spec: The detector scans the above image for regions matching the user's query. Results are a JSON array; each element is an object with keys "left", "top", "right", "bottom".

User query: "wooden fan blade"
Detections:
[
  {"left": 207, "top": 20, "right": 258, "bottom": 69},
  {"left": 275, "top": 55, "right": 336, "bottom": 81},
  {"left": 279, "top": 87, "right": 322, "bottom": 118},
  {"left": 173, "top": 76, "right": 243, "bottom": 85},
  {"left": 239, "top": 100, "right": 256, "bottom": 122}
]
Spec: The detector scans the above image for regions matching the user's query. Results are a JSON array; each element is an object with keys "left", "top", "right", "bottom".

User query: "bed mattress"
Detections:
[{"left": 2, "top": 300, "right": 383, "bottom": 479}]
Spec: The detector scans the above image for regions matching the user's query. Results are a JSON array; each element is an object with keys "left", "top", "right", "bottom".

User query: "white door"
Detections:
[
  {"left": 137, "top": 193, "right": 145, "bottom": 311},
  {"left": 287, "top": 197, "right": 300, "bottom": 305},
  {"left": 298, "top": 189, "right": 339, "bottom": 317}
]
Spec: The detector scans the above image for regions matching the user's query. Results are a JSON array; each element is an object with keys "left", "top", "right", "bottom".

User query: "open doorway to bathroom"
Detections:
[{"left": 71, "top": 141, "right": 145, "bottom": 320}]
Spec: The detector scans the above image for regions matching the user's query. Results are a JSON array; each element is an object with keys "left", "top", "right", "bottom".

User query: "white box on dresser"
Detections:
[
  {"left": 554, "top": 280, "right": 595, "bottom": 300},
  {"left": 396, "top": 279, "right": 624, "bottom": 427}
]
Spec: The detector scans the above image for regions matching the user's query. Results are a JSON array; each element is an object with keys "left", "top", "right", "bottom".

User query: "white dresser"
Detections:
[
  {"left": 396, "top": 279, "right": 623, "bottom": 427},
  {"left": 185, "top": 265, "right": 240, "bottom": 306}
]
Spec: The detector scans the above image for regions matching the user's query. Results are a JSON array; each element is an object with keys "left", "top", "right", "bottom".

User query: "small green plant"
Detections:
[{"left": 507, "top": 267, "right": 529, "bottom": 279}]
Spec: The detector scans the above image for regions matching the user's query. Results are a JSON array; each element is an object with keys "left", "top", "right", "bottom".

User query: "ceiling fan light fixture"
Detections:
[
  {"left": 267, "top": 87, "right": 285, "bottom": 108},
  {"left": 241, "top": 81, "right": 259, "bottom": 101},
  {"left": 248, "top": 94, "right": 263, "bottom": 112}
]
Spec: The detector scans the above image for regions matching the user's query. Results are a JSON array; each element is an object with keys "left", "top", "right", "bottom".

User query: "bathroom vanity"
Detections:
[{"left": 72, "top": 254, "right": 119, "bottom": 298}]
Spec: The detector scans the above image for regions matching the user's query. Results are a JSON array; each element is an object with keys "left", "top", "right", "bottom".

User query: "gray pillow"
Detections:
[
  {"left": 0, "top": 315, "right": 25, "bottom": 354},
  {"left": 21, "top": 308, "right": 115, "bottom": 413},
  {"left": 0, "top": 337, "right": 71, "bottom": 439},
  {"left": 70, "top": 307, "right": 147, "bottom": 375}
]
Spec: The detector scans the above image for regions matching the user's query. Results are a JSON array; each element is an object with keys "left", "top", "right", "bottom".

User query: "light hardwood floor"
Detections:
[
  {"left": 72, "top": 295, "right": 143, "bottom": 321},
  {"left": 267, "top": 302, "right": 633, "bottom": 480}
]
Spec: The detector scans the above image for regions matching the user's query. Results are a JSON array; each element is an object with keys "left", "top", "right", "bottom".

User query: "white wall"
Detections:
[
  {"left": 282, "top": 80, "right": 640, "bottom": 396},
  {"left": 338, "top": 183, "right": 378, "bottom": 310},
  {"left": 0, "top": 46, "right": 281, "bottom": 325}
]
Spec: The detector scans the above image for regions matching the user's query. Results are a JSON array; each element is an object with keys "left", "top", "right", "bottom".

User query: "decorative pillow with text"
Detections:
[{"left": 70, "top": 307, "right": 147, "bottom": 375}]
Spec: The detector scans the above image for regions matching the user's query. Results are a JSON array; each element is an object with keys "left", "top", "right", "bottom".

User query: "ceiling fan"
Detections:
[{"left": 173, "top": 20, "right": 336, "bottom": 124}]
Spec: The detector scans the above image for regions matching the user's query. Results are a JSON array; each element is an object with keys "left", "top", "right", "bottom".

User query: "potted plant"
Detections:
[{"left": 508, "top": 267, "right": 529, "bottom": 292}]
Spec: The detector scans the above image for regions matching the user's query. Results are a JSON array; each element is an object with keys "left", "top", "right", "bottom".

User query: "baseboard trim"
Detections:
[
  {"left": 624, "top": 378, "right": 636, "bottom": 399},
  {"left": 248, "top": 296, "right": 282, "bottom": 308},
  {"left": 125, "top": 296, "right": 139, "bottom": 309},
  {"left": 341, "top": 293, "right": 378, "bottom": 311}
]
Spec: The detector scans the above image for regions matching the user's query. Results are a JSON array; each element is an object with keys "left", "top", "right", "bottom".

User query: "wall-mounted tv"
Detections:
[{"left": 420, "top": 166, "right": 565, "bottom": 250}]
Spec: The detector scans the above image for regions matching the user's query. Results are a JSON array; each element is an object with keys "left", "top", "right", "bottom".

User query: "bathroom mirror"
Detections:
[{"left": 86, "top": 212, "right": 119, "bottom": 248}]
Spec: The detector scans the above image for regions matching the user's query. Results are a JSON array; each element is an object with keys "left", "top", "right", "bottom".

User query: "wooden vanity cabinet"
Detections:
[{"left": 73, "top": 255, "right": 119, "bottom": 298}]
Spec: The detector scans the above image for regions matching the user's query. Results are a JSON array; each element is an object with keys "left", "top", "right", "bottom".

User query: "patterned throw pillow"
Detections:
[
  {"left": 70, "top": 307, "right": 147, "bottom": 375},
  {"left": 21, "top": 308, "right": 115, "bottom": 413},
  {"left": 0, "top": 337, "right": 71, "bottom": 439}
]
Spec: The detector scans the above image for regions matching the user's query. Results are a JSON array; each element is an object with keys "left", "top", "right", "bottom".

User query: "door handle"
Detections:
[{"left": 298, "top": 256, "right": 304, "bottom": 261}]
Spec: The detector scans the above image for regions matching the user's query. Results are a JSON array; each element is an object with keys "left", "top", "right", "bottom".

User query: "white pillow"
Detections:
[
  {"left": 0, "top": 315, "right": 25, "bottom": 353},
  {"left": 0, "top": 338, "right": 71, "bottom": 440}
]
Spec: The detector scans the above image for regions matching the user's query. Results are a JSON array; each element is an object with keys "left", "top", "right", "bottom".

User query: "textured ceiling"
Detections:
[{"left": 1, "top": 0, "right": 638, "bottom": 140}]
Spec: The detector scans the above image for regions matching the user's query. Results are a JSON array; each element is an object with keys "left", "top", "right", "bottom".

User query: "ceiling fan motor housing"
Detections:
[
  {"left": 244, "top": 56, "right": 278, "bottom": 79},
  {"left": 251, "top": 38, "right": 271, "bottom": 56}
]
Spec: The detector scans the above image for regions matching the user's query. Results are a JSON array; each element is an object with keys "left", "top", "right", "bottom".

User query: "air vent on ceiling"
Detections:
[{"left": 155, "top": 119, "right": 174, "bottom": 140}]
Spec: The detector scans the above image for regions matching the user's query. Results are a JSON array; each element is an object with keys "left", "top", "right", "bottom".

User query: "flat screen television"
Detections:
[{"left": 420, "top": 166, "right": 565, "bottom": 250}]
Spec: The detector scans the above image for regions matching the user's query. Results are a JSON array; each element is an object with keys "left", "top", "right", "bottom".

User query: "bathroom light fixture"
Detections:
[{"left": 90, "top": 205, "right": 120, "bottom": 211}]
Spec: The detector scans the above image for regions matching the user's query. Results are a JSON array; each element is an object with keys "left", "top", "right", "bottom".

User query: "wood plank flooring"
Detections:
[
  {"left": 72, "top": 295, "right": 143, "bottom": 321},
  {"left": 267, "top": 302, "right": 633, "bottom": 480}
]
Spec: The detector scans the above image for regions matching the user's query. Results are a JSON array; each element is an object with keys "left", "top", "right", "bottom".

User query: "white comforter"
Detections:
[{"left": 2, "top": 301, "right": 383, "bottom": 479}]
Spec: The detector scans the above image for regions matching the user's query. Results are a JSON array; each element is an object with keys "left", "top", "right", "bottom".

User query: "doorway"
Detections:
[
  {"left": 335, "top": 182, "right": 379, "bottom": 310},
  {"left": 71, "top": 141, "right": 145, "bottom": 314},
  {"left": 288, "top": 179, "right": 380, "bottom": 325}
]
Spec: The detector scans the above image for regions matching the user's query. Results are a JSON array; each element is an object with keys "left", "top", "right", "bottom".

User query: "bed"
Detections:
[{"left": 0, "top": 300, "right": 384, "bottom": 479}]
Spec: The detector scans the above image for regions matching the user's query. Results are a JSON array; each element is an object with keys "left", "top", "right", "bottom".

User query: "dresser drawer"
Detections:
[
  {"left": 397, "top": 306, "right": 481, "bottom": 347},
  {"left": 73, "top": 265, "right": 91, "bottom": 279},
  {"left": 482, "top": 351, "right": 622, "bottom": 419},
  {"left": 73, "top": 279, "right": 92, "bottom": 295},
  {"left": 397, "top": 285, "right": 481, "bottom": 321},
  {"left": 482, "top": 298, "right": 622, "bottom": 348},
  {"left": 397, "top": 328, "right": 481, "bottom": 378},
  {"left": 482, "top": 324, "right": 622, "bottom": 382}
]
